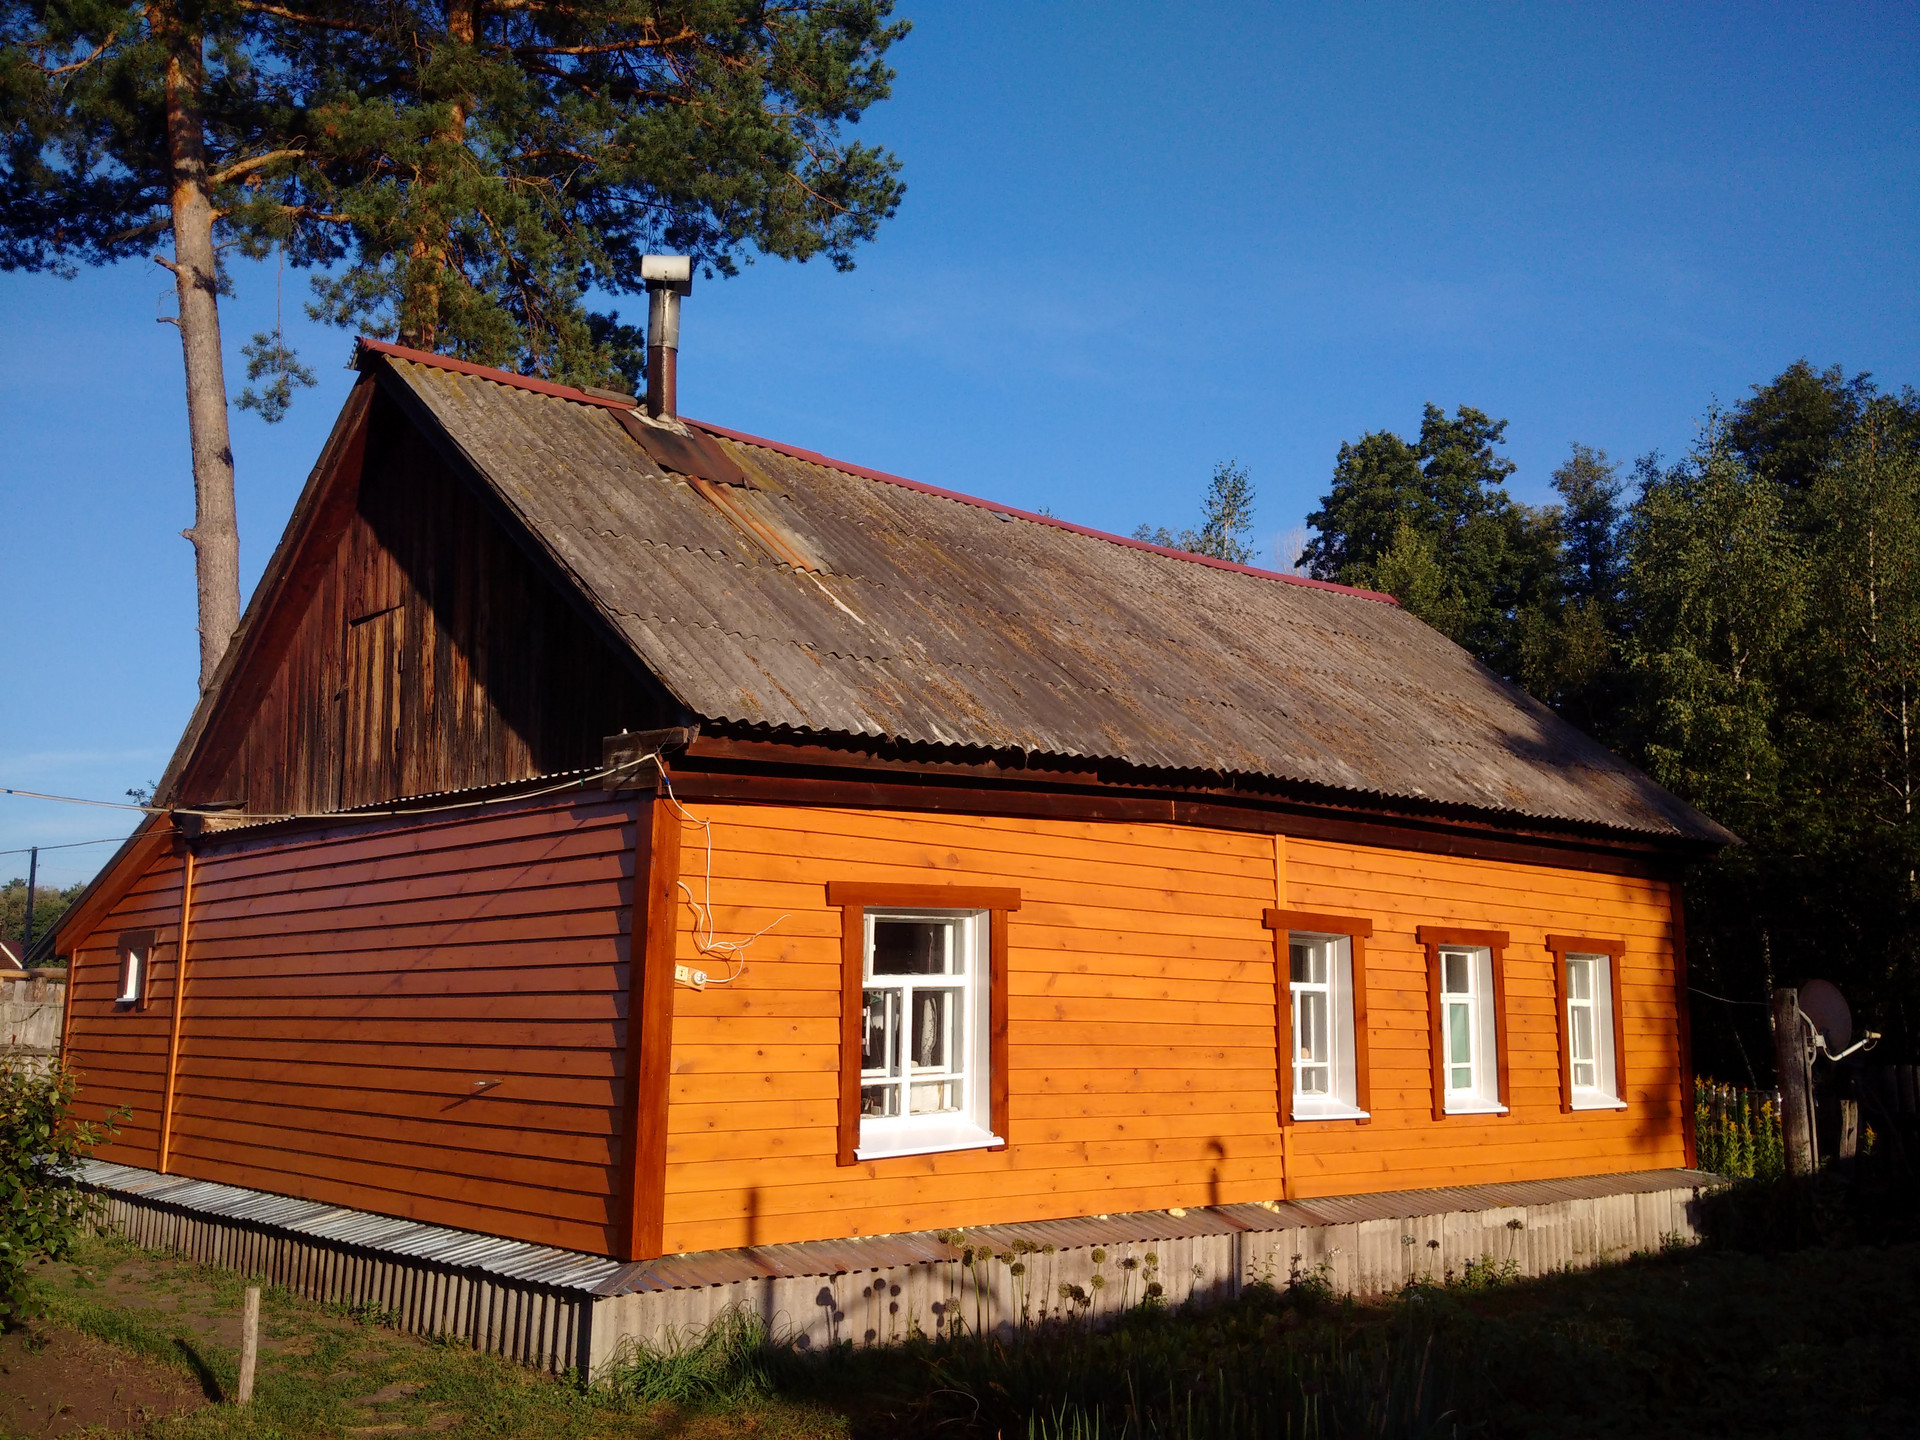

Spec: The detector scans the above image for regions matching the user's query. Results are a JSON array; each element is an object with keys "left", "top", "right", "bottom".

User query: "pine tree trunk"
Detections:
[{"left": 158, "top": 2, "right": 240, "bottom": 692}]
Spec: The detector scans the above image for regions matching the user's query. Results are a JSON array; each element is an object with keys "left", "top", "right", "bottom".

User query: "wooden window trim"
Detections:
[
  {"left": 1547, "top": 934, "right": 1629, "bottom": 1114},
  {"left": 827, "top": 883, "right": 1021, "bottom": 1167},
  {"left": 1416, "top": 926, "right": 1510, "bottom": 1120},
  {"left": 1263, "top": 910, "right": 1373, "bottom": 1126},
  {"left": 114, "top": 930, "right": 156, "bottom": 1011}
]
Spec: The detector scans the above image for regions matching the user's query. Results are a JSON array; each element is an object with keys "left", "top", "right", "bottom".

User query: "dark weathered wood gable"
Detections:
[{"left": 181, "top": 382, "right": 671, "bottom": 816}]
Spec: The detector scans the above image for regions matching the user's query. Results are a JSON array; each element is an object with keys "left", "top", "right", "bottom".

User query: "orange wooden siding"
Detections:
[
  {"left": 66, "top": 796, "right": 635, "bottom": 1255},
  {"left": 660, "top": 804, "right": 1684, "bottom": 1254}
]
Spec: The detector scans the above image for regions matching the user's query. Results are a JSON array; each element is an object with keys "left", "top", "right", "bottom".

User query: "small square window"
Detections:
[
  {"left": 856, "top": 910, "right": 999, "bottom": 1159},
  {"left": 1287, "top": 933, "right": 1367, "bottom": 1120},
  {"left": 114, "top": 931, "right": 153, "bottom": 1009}
]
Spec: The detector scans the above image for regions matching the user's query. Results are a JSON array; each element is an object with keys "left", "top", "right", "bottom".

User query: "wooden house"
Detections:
[{"left": 55, "top": 337, "right": 1731, "bottom": 1282}]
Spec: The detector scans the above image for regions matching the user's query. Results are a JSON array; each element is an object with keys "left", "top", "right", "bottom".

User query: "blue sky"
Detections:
[{"left": 3, "top": 1, "right": 1917, "bottom": 887}]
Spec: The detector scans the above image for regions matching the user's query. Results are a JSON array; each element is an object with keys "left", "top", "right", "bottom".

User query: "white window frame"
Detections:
[
  {"left": 115, "top": 936, "right": 148, "bottom": 1007},
  {"left": 1565, "top": 952, "right": 1626, "bottom": 1110},
  {"left": 1439, "top": 945, "right": 1506, "bottom": 1115},
  {"left": 855, "top": 908, "right": 1000, "bottom": 1161},
  {"left": 1287, "top": 932, "right": 1367, "bottom": 1121}
]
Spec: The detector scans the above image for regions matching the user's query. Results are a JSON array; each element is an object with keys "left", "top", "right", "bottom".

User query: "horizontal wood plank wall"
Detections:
[
  {"left": 201, "top": 406, "right": 662, "bottom": 815},
  {"left": 70, "top": 795, "right": 636, "bottom": 1255},
  {"left": 64, "top": 852, "right": 187, "bottom": 1169},
  {"left": 659, "top": 804, "right": 1685, "bottom": 1254}
]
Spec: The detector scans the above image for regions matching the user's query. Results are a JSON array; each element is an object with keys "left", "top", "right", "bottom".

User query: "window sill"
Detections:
[
  {"left": 1442, "top": 1099, "right": 1510, "bottom": 1117},
  {"left": 855, "top": 1128, "right": 1004, "bottom": 1162},
  {"left": 1570, "top": 1094, "right": 1628, "bottom": 1111},
  {"left": 1291, "top": 1102, "right": 1370, "bottom": 1123}
]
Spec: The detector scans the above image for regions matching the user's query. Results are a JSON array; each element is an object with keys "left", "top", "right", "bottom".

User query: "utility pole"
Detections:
[
  {"left": 21, "top": 846, "right": 37, "bottom": 960},
  {"left": 1771, "top": 987, "right": 1815, "bottom": 1176}
]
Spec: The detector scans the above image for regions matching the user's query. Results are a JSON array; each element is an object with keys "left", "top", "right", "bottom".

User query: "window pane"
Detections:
[
  {"left": 872, "top": 920, "right": 956, "bottom": 976},
  {"left": 1571, "top": 1005, "right": 1595, "bottom": 1064},
  {"left": 1573, "top": 1060, "right": 1597, "bottom": 1088},
  {"left": 1443, "top": 951, "right": 1471, "bottom": 995},
  {"left": 1447, "top": 999, "right": 1473, "bottom": 1081},
  {"left": 1298, "top": 1064, "right": 1331, "bottom": 1096},
  {"left": 118, "top": 952, "right": 141, "bottom": 1003},
  {"left": 911, "top": 989, "right": 959, "bottom": 1072},
  {"left": 862, "top": 989, "right": 899, "bottom": 1077},
  {"left": 910, "top": 1079, "right": 961, "bottom": 1114},
  {"left": 1297, "top": 990, "right": 1330, "bottom": 1066},
  {"left": 1288, "top": 942, "right": 1312, "bottom": 984},
  {"left": 1289, "top": 940, "right": 1328, "bottom": 985},
  {"left": 861, "top": 1084, "right": 900, "bottom": 1117},
  {"left": 1451, "top": 1063, "right": 1473, "bottom": 1091},
  {"left": 1568, "top": 957, "right": 1592, "bottom": 1001}
]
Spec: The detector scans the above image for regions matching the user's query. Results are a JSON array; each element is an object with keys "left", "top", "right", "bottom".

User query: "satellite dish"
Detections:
[{"left": 1799, "top": 979, "right": 1852, "bottom": 1052}]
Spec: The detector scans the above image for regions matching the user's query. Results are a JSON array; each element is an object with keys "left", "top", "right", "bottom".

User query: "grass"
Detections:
[{"left": 13, "top": 1216, "right": 1920, "bottom": 1439}]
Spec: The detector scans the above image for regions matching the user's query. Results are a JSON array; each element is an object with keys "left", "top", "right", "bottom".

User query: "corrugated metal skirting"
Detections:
[
  {"left": 83, "top": 1162, "right": 1721, "bottom": 1378},
  {"left": 93, "top": 1185, "right": 594, "bottom": 1374}
]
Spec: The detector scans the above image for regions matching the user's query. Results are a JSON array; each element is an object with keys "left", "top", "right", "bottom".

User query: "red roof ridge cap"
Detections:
[{"left": 354, "top": 336, "right": 1398, "bottom": 606}]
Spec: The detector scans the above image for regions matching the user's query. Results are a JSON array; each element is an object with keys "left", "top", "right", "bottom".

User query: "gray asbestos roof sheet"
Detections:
[{"left": 387, "top": 357, "right": 1732, "bottom": 844}]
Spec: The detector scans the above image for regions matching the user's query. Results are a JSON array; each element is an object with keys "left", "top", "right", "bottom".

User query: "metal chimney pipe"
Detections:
[{"left": 641, "top": 254, "right": 692, "bottom": 418}]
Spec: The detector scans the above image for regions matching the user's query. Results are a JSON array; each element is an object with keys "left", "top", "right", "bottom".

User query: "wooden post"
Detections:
[
  {"left": 1837, "top": 1097, "right": 1859, "bottom": 1162},
  {"left": 1771, "top": 988, "right": 1814, "bottom": 1176},
  {"left": 236, "top": 1285, "right": 260, "bottom": 1403}
]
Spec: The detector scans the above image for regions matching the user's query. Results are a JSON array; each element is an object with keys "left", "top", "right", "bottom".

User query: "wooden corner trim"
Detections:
[
  {"left": 826, "top": 882, "right": 1022, "bottom": 912},
  {"left": 621, "top": 794, "right": 681, "bottom": 1261},
  {"left": 1268, "top": 926, "right": 1292, "bottom": 1131},
  {"left": 1264, "top": 908, "right": 1374, "bottom": 938},
  {"left": 157, "top": 853, "right": 195, "bottom": 1172},
  {"left": 1544, "top": 934, "right": 1625, "bottom": 957},
  {"left": 1672, "top": 881, "right": 1696, "bottom": 1168},
  {"left": 1416, "top": 925, "right": 1510, "bottom": 948},
  {"left": 1420, "top": 928, "right": 1511, "bottom": 1119}
]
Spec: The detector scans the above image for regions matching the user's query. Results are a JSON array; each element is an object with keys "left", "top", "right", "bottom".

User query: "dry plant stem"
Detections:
[{"left": 157, "top": 0, "right": 240, "bottom": 692}]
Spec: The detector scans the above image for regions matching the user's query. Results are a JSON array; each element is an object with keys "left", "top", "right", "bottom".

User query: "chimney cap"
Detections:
[{"left": 641, "top": 254, "right": 692, "bottom": 291}]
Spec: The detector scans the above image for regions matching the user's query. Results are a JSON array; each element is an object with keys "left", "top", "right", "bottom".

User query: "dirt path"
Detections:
[{"left": 0, "top": 1321, "right": 210, "bottom": 1437}]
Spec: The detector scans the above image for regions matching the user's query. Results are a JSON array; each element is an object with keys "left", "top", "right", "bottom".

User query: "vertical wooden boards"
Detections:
[
  {"left": 194, "top": 401, "right": 661, "bottom": 817},
  {"left": 621, "top": 793, "right": 682, "bottom": 1260}
]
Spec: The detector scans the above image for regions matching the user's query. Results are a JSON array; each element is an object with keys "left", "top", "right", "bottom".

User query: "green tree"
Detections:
[
  {"left": 2, "top": 0, "right": 908, "bottom": 685},
  {"left": 1, "top": 880, "right": 83, "bottom": 961},
  {"left": 1301, "top": 404, "right": 1562, "bottom": 673},
  {"left": 1135, "top": 459, "right": 1257, "bottom": 565},
  {"left": 0, "top": 1058, "right": 118, "bottom": 1323},
  {"left": 1724, "top": 358, "right": 1875, "bottom": 496}
]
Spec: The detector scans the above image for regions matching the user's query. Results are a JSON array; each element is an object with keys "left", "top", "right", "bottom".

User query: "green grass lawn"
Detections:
[{"left": 8, "top": 1226, "right": 1920, "bottom": 1439}]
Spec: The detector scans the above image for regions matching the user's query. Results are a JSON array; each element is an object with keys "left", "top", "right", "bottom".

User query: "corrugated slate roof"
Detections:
[{"left": 378, "top": 349, "right": 1732, "bottom": 845}]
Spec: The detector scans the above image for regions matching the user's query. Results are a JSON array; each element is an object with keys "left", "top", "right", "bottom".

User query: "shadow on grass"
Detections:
[{"left": 172, "top": 1335, "right": 226, "bottom": 1402}]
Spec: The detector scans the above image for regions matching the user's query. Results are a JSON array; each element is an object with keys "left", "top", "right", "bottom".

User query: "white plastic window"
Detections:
[
  {"left": 1288, "top": 934, "right": 1366, "bottom": 1120},
  {"left": 116, "top": 940, "right": 146, "bottom": 1006},
  {"left": 1440, "top": 946, "right": 1504, "bottom": 1114},
  {"left": 857, "top": 910, "right": 999, "bottom": 1159},
  {"left": 1566, "top": 953, "right": 1624, "bottom": 1109}
]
